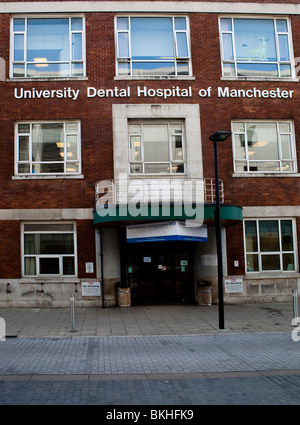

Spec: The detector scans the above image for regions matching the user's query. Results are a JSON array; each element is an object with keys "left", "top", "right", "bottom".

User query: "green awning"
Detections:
[{"left": 93, "top": 204, "right": 243, "bottom": 226}]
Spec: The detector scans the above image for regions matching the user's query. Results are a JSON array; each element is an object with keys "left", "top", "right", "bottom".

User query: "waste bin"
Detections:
[
  {"left": 117, "top": 286, "right": 131, "bottom": 307},
  {"left": 197, "top": 281, "right": 212, "bottom": 306}
]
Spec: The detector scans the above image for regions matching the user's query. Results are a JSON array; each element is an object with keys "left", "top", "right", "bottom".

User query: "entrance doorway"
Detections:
[{"left": 122, "top": 241, "right": 195, "bottom": 305}]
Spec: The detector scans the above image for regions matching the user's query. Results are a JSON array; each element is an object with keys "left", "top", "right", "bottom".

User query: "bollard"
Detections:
[
  {"left": 292, "top": 289, "right": 299, "bottom": 326},
  {"left": 70, "top": 293, "right": 76, "bottom": 332}
]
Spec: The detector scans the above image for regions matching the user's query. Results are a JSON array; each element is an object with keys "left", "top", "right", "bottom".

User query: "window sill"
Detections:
[
  {"left": 244, "top": 272, "right": 300, "bottom": 279},
  {"left": 8, "top": 77, "right": 88, "bottom": 82},
  {"left": 233, "top": 173, "right": 300, "bottom": 178},
  {"left": 221, "top": 76, "right": 299, "bottom": 83},
  {"left": 114, "top": 76, "right": 195, "bottom": 81},
  {"left": 12, "top": 174, "right": 84, "bottom": 180},
  {"left": 20, "top": 277, "right": 80, "bottom": 284}
]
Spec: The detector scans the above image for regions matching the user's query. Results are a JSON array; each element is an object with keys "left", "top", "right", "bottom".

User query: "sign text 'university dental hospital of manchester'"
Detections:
[{"left": 14, "top": 85, "right": 295, "bottom": 101}]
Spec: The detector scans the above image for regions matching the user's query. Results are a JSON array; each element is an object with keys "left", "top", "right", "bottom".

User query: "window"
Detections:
[
  {"left": 232, "top": 121, "right": 296, "bottom": 173},
  {"left": 12, "top": 16, "right": 85, "bottom": 78},
  {"left": 22, "top": 223, "right": 77, "bottom": 276},
  {"left": 220, "top": 17, "right": 293, "bottom": 78},
  {"left": 245, "top": 219, "right": 296, "bottom": 272},
  {"left": 15, "top": 121, "right": 81, "bottom": 175},
  {"left": 116, "top": 16, "right": 191, "bottom": 76},
  {"left": 129, "top": 121, "right": 185, "bottom": 174}
]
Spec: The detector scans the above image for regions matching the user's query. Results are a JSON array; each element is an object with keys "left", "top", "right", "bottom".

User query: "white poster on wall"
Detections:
[
  {"left": 225, "top": 277, "right": 243, "bottom": 293},
  {"left": 82, "top": 280, "right": 101, "bottom": 296}
]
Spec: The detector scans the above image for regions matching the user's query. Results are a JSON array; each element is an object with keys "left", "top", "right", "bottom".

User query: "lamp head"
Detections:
[{"left": 209, "top": 131, "right": 232, "bottom": 142}]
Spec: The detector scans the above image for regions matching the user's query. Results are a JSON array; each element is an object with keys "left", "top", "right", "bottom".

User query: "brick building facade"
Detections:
[{"left": 0, "top": 0, "right": 299, "bottom": 307}]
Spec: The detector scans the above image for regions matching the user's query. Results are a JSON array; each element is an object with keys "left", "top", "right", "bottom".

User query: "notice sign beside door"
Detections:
[
  {"left": 82, "top": 280, "right": 101, "bottom": 296},
  {"left": 225, "top": 277, "right": 243, "bottom": 293}
]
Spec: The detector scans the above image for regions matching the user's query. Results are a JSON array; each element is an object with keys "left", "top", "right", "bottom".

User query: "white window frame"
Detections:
[
  {"left": 10, "top": 14, "right": 86, "bottom": 79},
  {"left": 244, "top": 218, "right": 297, "bottom": 273},
  {"left": 115, "top": 15, "right": 192, "bottom": 77},
  {"left": 128, "top": 120, "right": 186, "bottom": 175},
  {"left": 21, "top": 222, "right": 77, "bottom": 277},
  {"left": 219, "top": 15, "right": 295, "bottom": 79},
  {"left": 15, "top": 120, "right": 82, "bottom": 176},
  {"left": 231, "top": 120, "right": 297, "bottom": 174}
]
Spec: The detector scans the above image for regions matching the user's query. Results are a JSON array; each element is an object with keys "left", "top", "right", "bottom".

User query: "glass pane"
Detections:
[
  {"left": 71, "top": 18, "right": 83, "bottom": 31},
  {"left": 237, "top": 63, "right": 278, "bottom": 77},
  {"left": 118, "top": 32, "right": 129, "bottom": 57},
  {"left": 281, "top": 220, "right": 293, "bottom": 251},
  {"left": 280, "top": 134, "right": 292, "bottom": 159},
  {"left": 279, "top": 123, "right": 290, "bottom": 133},
  {"left": 32, "top": 123, "right": 64, "bottom": 163},
  {"left": 14, "top": 34, "right": 24, "bottom": 61},
  {"left": 131, "top": 17, "right": 174, "bottom": 60},
  {"left": 27, "top": 63, "right": 70, "bottom": 78},
  {"left": 66, "top": 163, "right": 79, "bottom": 173},
  {"left": 67, "top": 135, "right": 78, "bottom": 160},
  {"left": 24, "top": 234, "right": 36, "bottom": 254},
  {"left": 18, "top": 164, "right": 30, "bottom": 173},
  {"left": 32, "top": 163, "right": 64, "bottom": 173},
  {"left": 174, "top": 17, "right": 186, "bottom": 30},
  {"left": 280, "top": 64, "right": 291, "bottom": 77},
  {"left": 13, "top": 18, "right": 25, "bottom": 32},
  {"left": 63, "top": 257, "right": 75, "bottom": 275},
  {"left": 276, "top": 19, "right": 288, "bottom": 33},
  {"left": 176, "top": 32, "right": 188, "bottom": 57},
  {"left": 18, "top": 123, "right": 30, "bottom": 133},
  {"left": 40, "top": 233, "right": 74, "bottom": 254},
  {"left": 245, "top": 221, "right": 258, "bottom": 252},
  {"left": 13, "top": 64, "right": 25, "bottom": 77},
  {"left": 281, "top": 162, "right": 294, "bottom": 172},
  {"left": 248, "top": 161, "right": 280, "bottom": 172},
  {"left": 143, "top": 125, "right": 169, "bottom": 162},
  {"left": 118, "top": 62, "right": 130, "bottom": 75},
  {"left": 246, "top": 254, "right": 258, "bottom": 272},
  {"left": 27, "top": 18, "right": 69, "bottom": 62},
  {"left": 117, "top": 17, "right": 129, "bottom": 30},
  {"left": 132, "top": 62, "right": 175, "bottom": 76},
  {"left": 177, "top": 62, "right": 189, "bottom": 75},
  {"left": 283, "top": 253, "right": 295, "bottom": 271},
  {"left": 223, "top": 63, "right": 235, "bottom": 76},
  {"left": 25, "top": 257, "right": 36, "bottom": 275},
  {"left": 130, "top": 136, "right": 141, "bottom": 161},
  {"left": 72, "top": 33, "right": 82, "bottom": 60},
  {"left": 235, "top": 161, "right": 247, "bottom": 172},
  {"left": 220, "top": 18, "right": 232, "bottom": 32},
  {"left": 24, "top": 224, "right": 73, "bottom": 231},
  {"left": 71, "top": 62, "right": 84, "bottom": 77},
  {"left": 172, "top": 163, "right": 184, "bottom": 173},
  {"left": 261, "top": 254, "right": 280, "bottom": 271},
  {"left": 65, "top": 122, "right": 78, "bottom": 133},
  {"left": 170, "top": 124, "right": 182, "bottom": 134},
  {"left": 234, "top": 19, "right": 276, "bottom": 62},
  {"left": 130, "top": 164, "right": 143, "bottom": 174},
  {"left": 232, "top": 122, "right": 245, "bottom": 132},
  {"left": 278, "top": 35, "right": 290, "bottom": 61},
  {"left": 259, "top": 220, "right": 279, "bottom": 252},
  {"left": 19, "top": 136, "right": 29, "bottom": 161},
  {"left": 234, "top": 134, "right": 245, "bottom": 160},
  {"left": 222, "top": 33, "right": 234, "bottom": 60},
  {"left": 247, "top": 123, "right": 278, "bottom": 160},
  {"left": 128, "top": 124, "right": 141, "bottom": 134},
  {"left": 144, "top": 163, "right": 170, "bottom": 173},
  {"left": 39, "top": 257, "right": 60, "bottom": 274},
  {"left": 171, "top": 135, "right": 183, "bottom": 160}
]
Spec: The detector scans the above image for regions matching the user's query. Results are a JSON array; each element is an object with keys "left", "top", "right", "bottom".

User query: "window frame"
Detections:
[
  {"left": 15, "top": 120, "right": 82, "bottom": 177},
  {"left": 128, "top": 119, "right": 186, "bottom": 175},
  {"left": 219, "top": 15, "right": 295, "bottom": 80},
  {"left": 115, "top": 15, "right": 192, "bottom": 77},
  {"left": 21, "top": 222, "right": 77, "bottom": 278},
  {"left": 231, "top": 120, "right": 297, "bottom": 174},
  {"left": 10, "top": 14, "right": 86, "bottom": 79},
  {"left": 244, "top": 218, "right": 297, "bottom": 273}
]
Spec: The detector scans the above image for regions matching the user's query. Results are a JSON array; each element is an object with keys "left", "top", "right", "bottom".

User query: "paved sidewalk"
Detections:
[{"left": 0, "top": 302, "right": 296, "bottom": 337}]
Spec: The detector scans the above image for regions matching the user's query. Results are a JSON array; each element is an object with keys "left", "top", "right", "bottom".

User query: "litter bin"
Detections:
[
  {"left": 117, "top": 286, "right": 131, "bottom": 307},
  {"left": 197, "top": 281, "right": 212, "bottom": 306}
]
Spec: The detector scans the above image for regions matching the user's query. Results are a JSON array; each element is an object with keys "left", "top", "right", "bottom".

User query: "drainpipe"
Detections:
[{"left": 100, "top": 227, "right": 105, "bottom": 308}]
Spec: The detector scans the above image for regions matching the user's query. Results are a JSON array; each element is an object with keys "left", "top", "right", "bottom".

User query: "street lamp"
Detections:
[{"left": 209, "top": 131, "right": 231, "bottom": 330}]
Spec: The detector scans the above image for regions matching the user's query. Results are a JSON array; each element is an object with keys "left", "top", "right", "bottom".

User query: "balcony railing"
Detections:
[{"left": 95, "top": 177, "right": 224, "bottom": 207}]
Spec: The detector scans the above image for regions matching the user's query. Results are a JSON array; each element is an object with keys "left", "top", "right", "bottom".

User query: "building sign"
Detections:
[
  {"left": 85, "top": 262, "right": 94, "bottom": 273},
  {"left": 82, "top": 280, "right": 101, "bottom": 296},
  {"left": 14, "top": 85, "right": 295, "bottom": 101},
  {"left": 225, "top": 277, "right": 243, "bottom": 294},
  {"left": 126, "top": 221, "right": 208, "bottom": 243}
]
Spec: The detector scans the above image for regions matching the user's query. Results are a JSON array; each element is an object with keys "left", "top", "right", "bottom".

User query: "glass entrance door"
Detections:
[{"left": 123, "top": 242, "right": 195, "bottom": 304}]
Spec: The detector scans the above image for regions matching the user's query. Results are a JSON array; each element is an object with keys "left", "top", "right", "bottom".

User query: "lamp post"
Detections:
[{"left": 209, "top": 131, "right": 231, "bottom": 330}]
